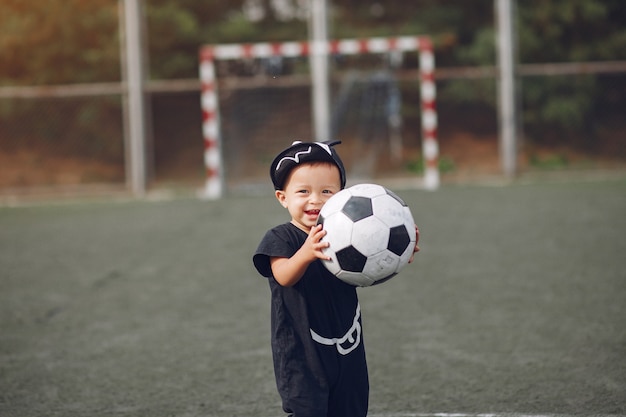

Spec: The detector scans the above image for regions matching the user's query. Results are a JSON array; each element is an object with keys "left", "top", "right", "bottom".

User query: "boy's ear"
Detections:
[{"left": 275, "top": 190, "right": 287, "bottom": 207}]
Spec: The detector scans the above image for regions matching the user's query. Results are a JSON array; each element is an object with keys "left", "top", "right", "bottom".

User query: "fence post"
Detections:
[
  {"left": 309, "top": 0, "right": 331, "bottom": 142},
  {"left": 120, "top": 0, "right": 148, "bottom": 196},
  {"left": 495, "top": 0, "right": 518, "bottom": 177}
]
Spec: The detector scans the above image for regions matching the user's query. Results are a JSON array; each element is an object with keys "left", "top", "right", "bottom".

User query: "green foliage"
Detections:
[
  {"left": 514, "top": 0, "right": 626, "bottom": 147},
  {"left": 146, "top": 2, "right": 200, "bottom": 79},
  {"left": 144, "top": 0, "right": 309, "bottom": 78},
  {"left": 518, "top": 0, "right": 626, "bottom": 63},
  {"left": 1, "top": 0, "right": 625, "bottom": 152},
  {"left": 0, "top": 0, "right": 120, "bottom": 85},
  {"left": 529, "top": 153, "right": 569, "bottom": 170},
  {"left": 5, "top": 1, "right": 625, "bottom": 83},
  {"left": 406, "top": 155, "right": 456, "bottom": 175},
  {"left": 439, "top": 78, "right": 497, "bottom": 109},
  {"left": 523, "top": 75, "right": 595, "bottom": 130}
]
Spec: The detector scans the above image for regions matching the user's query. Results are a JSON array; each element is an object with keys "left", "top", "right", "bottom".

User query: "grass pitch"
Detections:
[{"left": 1, "top": 180, "right": 625, "bottom": 416}]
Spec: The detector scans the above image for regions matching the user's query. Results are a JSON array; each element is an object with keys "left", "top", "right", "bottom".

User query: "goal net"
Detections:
[{"left": 199, "top": 36, "right": 439, "bottom": 199}]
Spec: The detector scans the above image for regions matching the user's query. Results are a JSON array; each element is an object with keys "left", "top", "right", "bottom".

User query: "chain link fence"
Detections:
[
  {"left": 0, "top": 84, "right": 207, "bottom": 197},
  {"left": 1, "top": 66, "right": 625, "bottom": 200},
  {"left": 0, "top": 92, "right": 125, "bottom": 191}
]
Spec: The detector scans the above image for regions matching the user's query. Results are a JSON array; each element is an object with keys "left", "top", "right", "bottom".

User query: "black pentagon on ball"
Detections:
[
  {"left": 341, "top": 196, "right": 373, "bottom": 222},
  {"left": 336, "top": 245, "right": 368, "bottom": 273},
  {"left": 388, "top": 225, "right": 411, "bottom": 256},
  {"left": 385, "top": 188, "right": 408, "bottom": 206},
  {"left": 316, "top": 213, "right": 325, "bottom": 226}
]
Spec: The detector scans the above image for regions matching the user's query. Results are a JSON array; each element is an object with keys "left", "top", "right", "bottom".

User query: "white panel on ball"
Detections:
[
  {"left": 322, "top": 212, "right": 354, "bottom": 252},
  {"left": 348, "top": 183, "right": 386, "bottom": 198},
  {"left": 371, "top": 194, "right": 409, "bottom": 228},
  {"left": 320, "top": 188, "right": 352, "bottom": 215},
  {"left": 362, "top": 250, "right": 401, "bottom": 280},
  {"left": 336, "top": 269, "right": 374, "bottom": 287},
  {"left": 403, "top": 206, "right": 417, "bottom": 238},
  {"left": 397, "top": 228, "right": 416, "bottom": 268},
  {"left": 351, "top": 216, "right": 390, "bottom": 256},
  {"left": 322, "top": 256, "right": 342, "bottom": 276}
]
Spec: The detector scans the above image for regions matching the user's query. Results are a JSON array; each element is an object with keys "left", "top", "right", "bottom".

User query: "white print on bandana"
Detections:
[
  {"left": 310, "top": 303, "right": 361, "bottom": 355},
  {"left": 275, "top": 146, "right": 312, "bottom": 171},
  {"left": 274, "top": 142, "right": 333, "bottom": 172}
]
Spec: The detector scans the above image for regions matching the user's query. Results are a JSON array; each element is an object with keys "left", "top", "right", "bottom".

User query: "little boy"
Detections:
[{"left": 253, "top": 140, "right": 418, "bottom": 417}]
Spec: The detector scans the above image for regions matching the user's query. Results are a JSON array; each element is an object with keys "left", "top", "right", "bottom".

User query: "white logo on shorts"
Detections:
[{"left": 309, "top": 303, "right": 361, "bottom": 355}]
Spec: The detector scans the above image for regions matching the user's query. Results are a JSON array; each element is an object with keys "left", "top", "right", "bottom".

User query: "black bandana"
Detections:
[{"left": 270, "top": 140, "right": 346, "bottom": 190}]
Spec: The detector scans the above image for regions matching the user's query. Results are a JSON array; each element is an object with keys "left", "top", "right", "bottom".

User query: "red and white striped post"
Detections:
[
  {"left": 417, "top": 37, "right": 439, "bottom": 190},
  {"left": 198, "top": 36, "right": 439, "bottom": 198},
  {"left": 199, "top": 48, "right": 222, "bottom": 199}
]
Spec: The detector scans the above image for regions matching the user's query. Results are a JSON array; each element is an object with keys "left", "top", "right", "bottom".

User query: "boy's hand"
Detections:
[
  {"left": 304, "top": 224, "right": 331, "bottom": 261},
  {"left": 408, "top": 225, "right": 420, "bottom": 264},
  {"left": 270, "top": 224, "right": 331, "bottom": 287}
]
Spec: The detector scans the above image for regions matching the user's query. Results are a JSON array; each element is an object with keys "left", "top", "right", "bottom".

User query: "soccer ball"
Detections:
[{"left": 317, "top": 183, "right": 416, "bottom": 287}]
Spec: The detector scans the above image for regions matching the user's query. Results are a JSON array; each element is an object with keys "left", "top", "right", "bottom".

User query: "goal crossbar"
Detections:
[{"left": 198, "top": 35, "right": 439, "bottom": 199}]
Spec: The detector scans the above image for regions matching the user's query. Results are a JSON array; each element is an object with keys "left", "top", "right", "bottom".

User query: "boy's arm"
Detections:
[
  {"left": 270, "top": 224, "right": 330, "bottom": 287},
  {"left": 409, "top": 226, "right": 420, "bottom": 263}
]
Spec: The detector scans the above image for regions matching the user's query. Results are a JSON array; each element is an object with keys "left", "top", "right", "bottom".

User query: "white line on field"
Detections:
[{"left": 256, "top": 412, "right": 625, "bottom": 417}]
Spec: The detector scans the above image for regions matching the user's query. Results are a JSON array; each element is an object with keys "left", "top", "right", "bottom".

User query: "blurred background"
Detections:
[{"left": 1, "top": 0, "right": 625, "bottom": 199}]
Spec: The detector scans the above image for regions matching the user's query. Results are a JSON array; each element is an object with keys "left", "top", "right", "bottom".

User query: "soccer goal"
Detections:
[{"left": 198, "top": 35, "right": 439, "bottom": 199}]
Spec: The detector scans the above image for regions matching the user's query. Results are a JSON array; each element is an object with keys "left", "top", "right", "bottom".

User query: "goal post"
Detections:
[{"left": 198, "top": 35, "right": 439, "bottom": 199}]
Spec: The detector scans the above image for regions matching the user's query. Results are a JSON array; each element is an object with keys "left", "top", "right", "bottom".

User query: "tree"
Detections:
[
  {"left": 0, "top": 0, "right": 120, "bottom": 85},
  {"left": 516, "top": 0, "right": 626, "bottom": 149},
  {"left": 2, "top": 0, "right": 624, "bottom": 154}
]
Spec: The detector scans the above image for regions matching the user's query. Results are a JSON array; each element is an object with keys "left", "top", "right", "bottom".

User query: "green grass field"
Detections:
[{"left": 1, "top": 180, "right": 625, "bottom": 416}]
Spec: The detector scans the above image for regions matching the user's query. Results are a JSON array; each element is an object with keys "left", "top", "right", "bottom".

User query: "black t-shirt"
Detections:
[{"left": 253, "top": 222, "right": 365, "bottom": 394}]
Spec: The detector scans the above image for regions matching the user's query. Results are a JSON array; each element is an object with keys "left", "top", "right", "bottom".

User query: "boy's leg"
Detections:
[
  {"left": 279, "top": 375, "right": 329, "bottom": 417},
  {"left": 282, "top": 394, "right": 328, "bottom": 417},
  {"left": 327, "top": 348, "right": 369, "bottom": 417}
]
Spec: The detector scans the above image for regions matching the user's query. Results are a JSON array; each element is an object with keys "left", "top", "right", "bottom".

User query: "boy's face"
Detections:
[{"left": 275, "top": 162, "right": 342, "bottom": 233}]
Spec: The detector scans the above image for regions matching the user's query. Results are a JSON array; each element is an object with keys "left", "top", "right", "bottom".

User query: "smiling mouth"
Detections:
[{"left": 305, "top": 209, "right": 320, "bottom": 217}]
